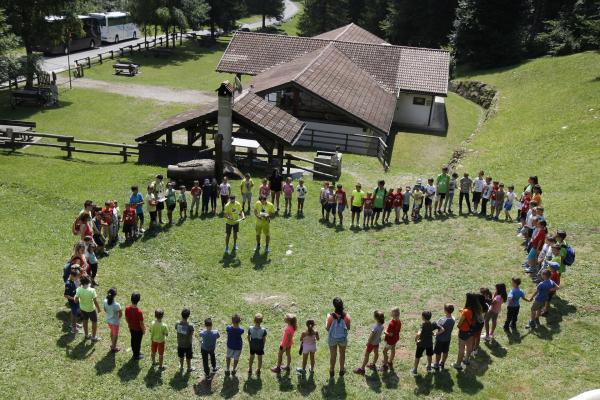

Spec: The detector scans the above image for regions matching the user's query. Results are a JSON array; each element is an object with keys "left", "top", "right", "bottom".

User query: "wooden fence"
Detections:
[{"left": 1, "top": 132, "right": 138, "bottom": 162}]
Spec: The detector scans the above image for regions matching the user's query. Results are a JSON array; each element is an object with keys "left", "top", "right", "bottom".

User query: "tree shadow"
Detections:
[
  {"left": 117, "top": 357, "right": 142, "bottom": 382},
  {"left": 321, "top": 376, "right": 346, "bottom": 399},
  {"left": 251, "top": 251, "right": 271, "bottom": 270},
  {"left": 433, "top": 368, "right": 455, "bottom": 393},
  {"left": 220, "top": 375, "right": 240, "bottom": 399},
  {"left": 242, "top": 375, "right": 263, "bottom": 395},
  {"left": 169, "top": 369, "right": 191, "bottom": 391},
  {"left": 413, "top": 372, "right": 434, "bottom": 396},
  {"left": 95, "top": 350, "right": 116, "bottom": 375},
  {"left": 144, "top": 366, "right": 164, "bottom": 388},
  {"left": 297, "top": 373, "right": 316, "bottom": 396}
]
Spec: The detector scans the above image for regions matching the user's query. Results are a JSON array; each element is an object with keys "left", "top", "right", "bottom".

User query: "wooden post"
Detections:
[
  {"left": 99, "top": 54, "right": 103, "bottom": 64},
  {"left": 66, "top": 139, "right": 72, "bottom": 158},
  {"left": 277, "top": 144, "right": 284, "bottom": 172},
  {"left": 122, "top": 145, "right": 128, "bottom": 162},
  {"left": 165, "top": 132, "right": 172, "bottom": 144},
  {"left": 286, "top": 154, "right": 292, "bottom": 177},
  {"left": 201, "top": 123, "right": 207, "bottom": 148},
  {"left": 186, "top": 128, "right": 194, "bottom": 146},
  {"left": 110, "top": 50, "right": 114, "bottom": 59},
  {"left": 86, "top": 57, "right": 91, "bottom": 68}
]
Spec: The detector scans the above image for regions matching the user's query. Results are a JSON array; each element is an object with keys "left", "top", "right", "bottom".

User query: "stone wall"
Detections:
[{"left": 449, "top": 80, "right": 500, "bottom": 120}]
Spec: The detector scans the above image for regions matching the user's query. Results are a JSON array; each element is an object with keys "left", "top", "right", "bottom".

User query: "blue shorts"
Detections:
[
  {"left": 528, "top": 248, "right": 538, "bottom": 261},
  {"left": 326, "top": 203, "right": 336, "bottom": 212},
  {"left": 337, "top": 204, "right": 346, "bottom": 213},
  {"left": 70, "top": 302, "right": 80, "bottom": 316},
  {"left": 328, "top": 337, "right": 348, "bottom": 347},
  {"left": 504, "top": 202, "right": 513, "bottom": 211}
]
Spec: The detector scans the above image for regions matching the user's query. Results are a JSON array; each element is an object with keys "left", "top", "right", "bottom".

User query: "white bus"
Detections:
[{"left": 88, "top": 12, "right": 138, "bottom": 44}]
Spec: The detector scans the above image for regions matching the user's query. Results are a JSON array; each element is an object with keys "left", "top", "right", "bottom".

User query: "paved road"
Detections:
[{"left": 41, "top": 0, "right": 299, "bottom": 74}]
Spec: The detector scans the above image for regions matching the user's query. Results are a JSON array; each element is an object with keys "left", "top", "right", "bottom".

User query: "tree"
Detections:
[
  {"left": 207, "top": 0, "right": 245, "bottom": 39},
  {"left": 298, "top": 0, "right": 349, "bottom": 36},
  {"left": 451, "top": 0, "right": 530, "bottom": 68},
  {"left": 358, "top": 0, "right": 389, "bottom": 37},
  {"left": 382, "top": 0, "right": 457, "bottom": 47},
  {"left": 3, "top": 0, "right": 81, "bottom": 87},
  {"left": 246, "top": 0, "right": 284, "bottom": 29},
  {"left": 0, "top": 8, "right": 20, "bottom": 84},
  {"left": 129, "top": 0, "right": 162, "bottom": 40},
  {"left": 181, "top": 0, "right": 210, "bottom": 30}
]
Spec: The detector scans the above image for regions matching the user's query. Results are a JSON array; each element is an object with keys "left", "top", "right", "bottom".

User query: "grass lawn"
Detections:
[
  {"left": 0, "top": 51, "right": 599, "bottom": 400},
  {"left": 82, "top": 38, "right": 236, "bottom": 92}
]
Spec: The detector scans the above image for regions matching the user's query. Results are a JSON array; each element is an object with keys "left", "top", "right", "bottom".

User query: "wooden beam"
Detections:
[{"left": 165, "top": 132, "right": 173, "bottom": 144}]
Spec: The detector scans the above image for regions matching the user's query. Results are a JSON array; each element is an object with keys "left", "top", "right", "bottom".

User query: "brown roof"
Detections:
[
  {"left": 136, "top": 92, "right": 305, "bottom": 145},
  {"left": 216, "top": 30, "right": 450, "bottom": 95},
  {"left": 313, "top": 23, "right": 388, "bottom": 45},
  {"left": 250, "top": 44, "right": 396, "bottom": 134}
]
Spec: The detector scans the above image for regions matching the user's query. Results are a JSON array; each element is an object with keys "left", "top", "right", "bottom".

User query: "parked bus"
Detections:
[
  {"left": 33, "top": 16, "right": 101, "bottom": 55},
  {"left": 88, "top": 12, "right": 138, "bottom": 44}
]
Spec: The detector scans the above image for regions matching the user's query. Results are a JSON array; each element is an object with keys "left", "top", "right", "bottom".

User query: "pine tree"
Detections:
[
  {"left": 298, "top": 0, "right": 349, "bottom": 36},
  {"left": 207, "top": 0, "right": 245, "bottom": 39},
  {"left": 359, "top": 0, "right": 389, "bottom": 37},
  {"left": 246, "top": 0, "right": 285, "bottom": 29},
  {"left": 451, "top": 0, "right": 530, "bottom": 67}
]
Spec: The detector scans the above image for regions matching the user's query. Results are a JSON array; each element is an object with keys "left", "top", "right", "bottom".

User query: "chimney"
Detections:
[{"left": 216, "top": 81, "right": 234, "bottom": 161}]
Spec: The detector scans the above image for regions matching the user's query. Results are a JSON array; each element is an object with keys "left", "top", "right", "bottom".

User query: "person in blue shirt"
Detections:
[
  {"left": 225, "top": 314, "right": 244, "bottom": 376},
  {"left": 526, "top": 269, "right": 559, "bottom": 329},
  {"left": 503, "top": 277, "right": 529, "bottom": 330},
  {"left": 129, "top": 186, "right": 145, "bottom": 233},
  {"left": 199, "top": 318, "right": 220, "bottom": 380}
]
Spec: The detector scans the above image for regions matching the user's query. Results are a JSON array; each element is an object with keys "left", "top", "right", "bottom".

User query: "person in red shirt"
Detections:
[
  {"left": 101, "top": 201, "right": 113, "bottom": 243},
  {"left": 382, "top": 190, "right": 395, "bottom": 224},
  {"left": 381, "top": 307, "right": 402, "bottom": 371},
  {"left": 125, "top": 291, "right": 145, "bottom": 360},
  {"left": 334, "top": 184, "right": 348, "bottom": 226},
  {"left": 123, "top": 203, "right": 137, "bottom": 242},
  {"left": 190, "top": 180, "right": 202, "bottom": 217},
  {"left": 527, "top": 219, "right": 548, "bottom": 269},
  {"left": 392, "top": 188, "right": 403, "bottom": 224}
]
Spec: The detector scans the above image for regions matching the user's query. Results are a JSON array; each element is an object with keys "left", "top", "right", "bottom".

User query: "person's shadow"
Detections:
[
  {"left": 251, "top": 251, "right": 271, "bottom": 270},
  {"left": 242, "top": 375, "right": 263, "bottom": 395},
  {"left": 297, "top": 372, "right": 316, "bottom": 396},
  {"left": 220, "top": 253, "right": 242, "bottom": 268},
  {"left": 413, "top": 372, "right": 434, "bottom": 396},
  {"left": 144, "top": 366, "right": 163, "bottom": 388},
  {"left": 220, "top": 374, "right": 240, "bottom": 399},
  {"left": 433, "top": 368, "right": 455, "bottom": 393},
  {"left": 365, "top": 370, "right": 382, "bottom": 393},
  {"left": 193, "top": 377, "right": 214, "bottom": 396},
  {"left": 276, "top": 370, "right": 294, "bottom": 392},
  {"left": 169, "top": 368, "right": 191, "bottom": 391},
  {"left": 456, "top": 370, "right": 484, "bottom": 394},
  {"left": 117, "top": 357, "right": 142, "bottom": 382},
  {"left": 66, "top": 338, "right": 95, "bottom": 360},
  {"left": 381, "top": 368, "right": 400, "bottom": 389},
  {"left": 321, "top": 376, "right": 347, "bottom": 399},
  {"left": 95, "top": 350, "right": 116, "bottom": 375}
]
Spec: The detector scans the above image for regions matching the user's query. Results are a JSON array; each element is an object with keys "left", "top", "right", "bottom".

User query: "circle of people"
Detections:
[{"left": 63, "top": 166, "right": 575, "bottom": 381}]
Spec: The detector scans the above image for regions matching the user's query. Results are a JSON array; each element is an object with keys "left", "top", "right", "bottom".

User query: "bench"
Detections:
[
  {"left": 113, "top": 62, "right": 139, "bottom": 76},
  {"left": 9, "top": 87, "right": 57, "bottom": 109}
]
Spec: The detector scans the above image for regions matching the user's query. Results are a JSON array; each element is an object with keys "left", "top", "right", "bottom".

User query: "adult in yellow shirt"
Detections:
[
  {"left": 224, "top": 195, "right": 245, "bottom": 254},
  {"left": 254, "top": 195, "right": 275, "bottom": 254},
  {"left": 240, "top": 173, "right": 254, "bottom": 213},
  {"left": 350, "top": 183, "right": 365, "bottom": 227}
]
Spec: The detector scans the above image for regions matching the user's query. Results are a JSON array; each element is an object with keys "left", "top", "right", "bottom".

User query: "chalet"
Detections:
[{"left": 137, "top": 24, "right": 450, "bottom": 167}]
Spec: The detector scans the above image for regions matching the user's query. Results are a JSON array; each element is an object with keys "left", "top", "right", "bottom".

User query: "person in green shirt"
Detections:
[
  {"left": 75, "top": 275, "right": 101, "bottom": 342},
  {"left": 150, "top": 308, "right": 168, "bottom": 370},
  {"left": 435, "top": 166, "right": 450, "bottom": 214},
  {"left": 254, "top": 196, "right": 275, "bottom": 254},
  {"left": 224, "top": 195, "right": 245, "bottom": 255},
  {"left": 373, "top": 180, "right": 387, "bottom": 225},
  {"left": 350, "top": 183, "right": 366, "bottom": 228}
]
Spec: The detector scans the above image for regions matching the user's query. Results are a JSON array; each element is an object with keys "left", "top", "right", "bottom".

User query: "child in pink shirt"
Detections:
[
  {"left": 271, "top": 314, "right": 297, "bottom": 373},
  {"left": 484, "top": 283, "right": 507, "bottom": 341},
  {"left": 283, "top": 177, "right": 294, "bottom": 216}
]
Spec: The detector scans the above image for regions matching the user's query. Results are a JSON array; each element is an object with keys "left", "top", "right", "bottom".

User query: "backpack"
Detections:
[
  {"left": 329, "top": 313, "right": 348, "bottom": 340},
  {"left": 563, "top": 243, "right": 576, "bottom": 266}
]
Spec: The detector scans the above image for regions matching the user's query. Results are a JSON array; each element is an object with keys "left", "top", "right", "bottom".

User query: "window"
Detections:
[
  {"left": 108, "top": 16, "right": 126, "bottom": 27},
  {"left": 413, "top": 97, "right": 426, "bottom": 106}
]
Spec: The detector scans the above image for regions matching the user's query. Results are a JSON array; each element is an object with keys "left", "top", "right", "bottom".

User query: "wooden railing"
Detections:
[{"left": 1, "top": 132, "right": 138, "bottom": 162}]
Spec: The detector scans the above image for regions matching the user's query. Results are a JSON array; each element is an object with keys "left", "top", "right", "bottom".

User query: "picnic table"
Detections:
[
  {"left": 0, "top": 120, "right": 35, "bottom": 144},
  {"left": 9, "top": 87, "right": 58, "bottom": 109},
  {"left": 113, "top": 62, "right": 140, "bottom": 76}
]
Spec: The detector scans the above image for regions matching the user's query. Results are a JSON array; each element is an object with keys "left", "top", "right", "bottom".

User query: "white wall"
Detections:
[
  {"left": 393, "top": 93, "right": 433, "bottom": 126},
  {"left": 304, "top": 121, "right": 366, "bottom": 136},
  {"left": 294, "top": 121, "right": 382, "bottom": 157}
]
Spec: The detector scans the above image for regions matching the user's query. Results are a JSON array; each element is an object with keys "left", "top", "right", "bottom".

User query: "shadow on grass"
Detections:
[
  {"left": 297, "top": 373, "right": 316, "bottom": 396},
  {"left": 220, "top": 253, "right": 242, "bottom": 268},
  {"left": 144, "top": 366, "right": 164, "bottom": 388},
  {"left": 220, "top": 375, "right": 240, "bottom": 398},
  {"left": 67, "top": 339, "right": 96, "bottom": 360},
  {"left": 381, "top": 368, "right": 400, "bottom": 389},
  {"left": 251, "top": 251, "right": 271, "bottom": 270},
  {"left": 483, "top": 340, "right": 508, "bottom": 358},
  {"left": 117, "top": 357, "right": 142, "bottom": 382},
  {"left": 456, "top": 371, "right": 484, "bottom": 395},
  {"left": 95, "top": 350, "right": 116, "bottom": 375},
  {"left": 242, "top": 375, "right": 263, "bottom": 395},
  {"left": 433, "top": 368, "right": 455, "bottom": 392},
  {"left": 413, "top": 373, "right": 434, "bottom": 396},
  {"left": 169, "top": 369, "right": 191, "bottom": 391},
  {"left": 276, "top": 370, "right": 294, "bottom": 392},
  {"left": 321, "top": 376, "right": 346, "bottom": 399},
  {"left": 365, "top": 370, "right": 382, "bottom": 393},
  {"left": 193, "top": 377, "right": 215, "bottom": 396}
]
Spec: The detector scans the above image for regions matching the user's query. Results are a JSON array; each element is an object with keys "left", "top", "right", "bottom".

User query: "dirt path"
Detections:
[{"left": 70, "top": 78, "right": 216, "bottom": 105}]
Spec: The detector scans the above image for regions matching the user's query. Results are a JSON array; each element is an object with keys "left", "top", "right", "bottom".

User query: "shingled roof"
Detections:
[
  {"left": 250, "top": 44, "right": 396, "bottom": 134},
  {"left": 136, "top": 92, "right": 305, "bottom": 145},
  {"left": 216, "top": 30, "right": 450, "bottom": 96},
  {"left": 313, "top": 23, "right": 389, "bottom": 45}
]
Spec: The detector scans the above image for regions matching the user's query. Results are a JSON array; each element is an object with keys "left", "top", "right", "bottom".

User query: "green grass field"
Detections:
[{"left": 0, "top": 50, "right": 598, "bottom": 400}]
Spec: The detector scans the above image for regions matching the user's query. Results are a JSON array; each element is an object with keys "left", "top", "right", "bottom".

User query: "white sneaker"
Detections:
[{"left": 139, "top": 228, "right": 145, "bottom": 233}]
